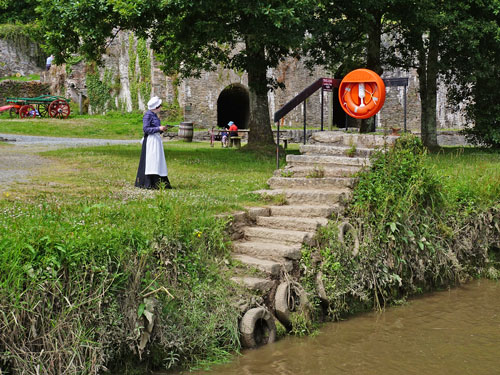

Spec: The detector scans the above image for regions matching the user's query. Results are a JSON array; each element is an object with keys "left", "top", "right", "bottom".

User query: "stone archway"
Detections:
[{"left": 217, "top": 83, "right": 250, "bottom": 129}]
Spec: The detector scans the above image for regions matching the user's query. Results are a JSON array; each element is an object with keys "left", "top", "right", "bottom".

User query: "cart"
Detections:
[{"left": 2, "top": 95, "right": 71, "bottom": 119}]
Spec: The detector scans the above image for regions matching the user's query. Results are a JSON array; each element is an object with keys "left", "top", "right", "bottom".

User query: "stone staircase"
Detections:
[{"left": 230, "top": 132, "right": 397, "bottom": 295}]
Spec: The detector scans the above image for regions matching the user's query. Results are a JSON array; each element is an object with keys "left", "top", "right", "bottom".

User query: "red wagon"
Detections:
[{"left": 1, "top": 95, "right": 71, "bottom": 119}]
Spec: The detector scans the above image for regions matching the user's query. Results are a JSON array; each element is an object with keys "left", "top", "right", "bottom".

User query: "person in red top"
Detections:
[{"left": 228, "top": 121, "right": 238, "bottom": 137}]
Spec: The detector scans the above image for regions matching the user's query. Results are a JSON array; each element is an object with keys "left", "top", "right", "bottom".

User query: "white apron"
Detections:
[{"left": 144, "top": 133, "right": 168, "bottom": 176}]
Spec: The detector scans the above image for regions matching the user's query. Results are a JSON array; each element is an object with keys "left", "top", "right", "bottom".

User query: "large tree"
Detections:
[{"left": 37, "top": 0, "right": 313, "bottom": 147}]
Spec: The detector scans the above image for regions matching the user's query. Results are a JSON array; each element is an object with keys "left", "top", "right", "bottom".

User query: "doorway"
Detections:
[{"left": 217, "top": 83, "right": 250, "bottom": 129}]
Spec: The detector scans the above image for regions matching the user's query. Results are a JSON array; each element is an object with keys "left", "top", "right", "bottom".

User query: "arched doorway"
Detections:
[{"left": 217, "top": 83, "right": 250, "bottom": 129}]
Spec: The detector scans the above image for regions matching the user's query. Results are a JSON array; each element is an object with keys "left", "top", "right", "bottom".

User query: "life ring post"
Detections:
[{"left": 339, "top": 69, "right": 386, "bottom": 120}]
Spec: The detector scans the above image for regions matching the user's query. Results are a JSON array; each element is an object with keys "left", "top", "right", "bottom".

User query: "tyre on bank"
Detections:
[
  {"left": 274, "top": 281, "right": 309, "bottom": 329},
  {"left": 239, "top": 307, "right": 277, "bottom": 348}
]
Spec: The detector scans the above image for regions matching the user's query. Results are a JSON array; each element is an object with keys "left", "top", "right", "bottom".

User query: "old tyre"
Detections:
[
  {"left": 239, "top": 307, "right": 276, "bottom": 348},
  {"left": 338, "top": 221, "right": 360, "bottom": 257},
  {"left": 274, "top": 281, "right": 309, "bottom": 328},
  {"left": 315, "top": 271, "right": 328, "bottom": 302}
]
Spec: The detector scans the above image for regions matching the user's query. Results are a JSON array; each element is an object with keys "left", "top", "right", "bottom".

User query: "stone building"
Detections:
[{"left": 1, "top": 31, "right": 467, "bottom": 131}]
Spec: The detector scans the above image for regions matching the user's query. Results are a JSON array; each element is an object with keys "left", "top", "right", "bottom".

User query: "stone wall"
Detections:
[
  {"left": 24, "top": 31, "right": 466, "bottom": 131},
  {"left": 0, "top": 37, "right": 44, "bottom": 78},
  {"left": 0, "top": 80, "right": 50, "bottom": 105}
]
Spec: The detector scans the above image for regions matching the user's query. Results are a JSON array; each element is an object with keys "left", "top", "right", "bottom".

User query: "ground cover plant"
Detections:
[
  {"left": 0, "top": 141, "right": 284, "bottom": 374},
  {"left": 301, "top": 135, "right": 500, "bottom": 322}
]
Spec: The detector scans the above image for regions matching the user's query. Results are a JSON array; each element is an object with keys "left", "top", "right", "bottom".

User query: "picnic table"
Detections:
[{"left": 210, "top": 127, "right": 250, "bottom": 148}]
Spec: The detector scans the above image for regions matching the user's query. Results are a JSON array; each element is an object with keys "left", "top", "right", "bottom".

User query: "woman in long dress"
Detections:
[{"left": 135, "top": 96, "right": 172, "bottom": 189}]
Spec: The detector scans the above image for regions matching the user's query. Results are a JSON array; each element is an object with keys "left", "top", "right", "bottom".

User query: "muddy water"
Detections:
[{"left": 189, "top": 279, "right": 500, "bottom": 375}]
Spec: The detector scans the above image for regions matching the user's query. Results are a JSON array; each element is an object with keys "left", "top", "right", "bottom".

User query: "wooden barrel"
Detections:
[{"left": 178, "top": 122, "right": 194, "bottom": 142}]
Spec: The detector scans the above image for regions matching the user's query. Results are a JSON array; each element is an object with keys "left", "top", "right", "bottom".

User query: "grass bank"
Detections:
[
  {"left": 300, "top": 137, "right": 500, "bottom": 327},
  {"left": 0, "top": 141, "right": 288, "bottom": 374}
]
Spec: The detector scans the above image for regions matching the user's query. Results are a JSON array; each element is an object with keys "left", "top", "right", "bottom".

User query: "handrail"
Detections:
[
  {"left": 274, "top": 77, "right": 340, "bottom": 169},
  {"left": 273, "top": 76, "right": 409, "bottom": 169}
]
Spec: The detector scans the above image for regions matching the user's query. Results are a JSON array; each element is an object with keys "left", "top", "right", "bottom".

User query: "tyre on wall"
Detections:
[
  {"left": 315, "top": 270, "right": 328, "bottom": 302},
  {"left": 274, "top": 281, "right": 309, "bottom": 328},
  {"left": 338, "top": 221, "right": 360, "bottom": 257},
  {"left": 239, "top": 307, "right": 276, "bottom": 349}
]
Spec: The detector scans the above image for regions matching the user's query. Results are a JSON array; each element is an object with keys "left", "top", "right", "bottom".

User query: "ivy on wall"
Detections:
[
  {"left": 85, "top": 63, "right": 116, "bottom": 114},
  {"left": 128, "top": 32, "right": 152, "bottom": 110},
  {"left": 0, "top": 23, "right": 45, "bottom": 69},
  {"left": 128, "top": 33, "right": 139, "bottom": 110}
]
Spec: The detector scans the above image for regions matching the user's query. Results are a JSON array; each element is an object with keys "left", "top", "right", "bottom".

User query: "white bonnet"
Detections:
[{"left": 147, "top": 96, "right": 162, "bottom": 110}]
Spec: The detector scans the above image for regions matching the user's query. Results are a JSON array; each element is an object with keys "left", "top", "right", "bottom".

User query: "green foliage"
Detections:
[
  {"left": 0, "top": 73, "right": 40, "bottom": 81},
  {"left": 0, "top": 140, "right": 279, "bottom": 374},
  {"left": 0, "top": 1, "right": 38, "bottom": 24},
  {"left": 86, "top": 65, "right": 116, "bottom": 114},
  {"left": 350, "top": 134, "right": 442, "bottom": 225},
  {"left": 301, "top": 135, "right": 499, "bottom": 321}
]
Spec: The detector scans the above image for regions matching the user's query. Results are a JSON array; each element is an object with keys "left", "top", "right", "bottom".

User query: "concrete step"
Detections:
[
  {"left": 300, "top": 144, "right": 377, "bottom": 157},
  {"left": 267, "top": 176, "right": 356, "bottom": 190},
  {"left": 243, "top": 226, "right": 315, "bottom": 246},
  {"left": 232, "top": 254, "right": 292, "bottom": 276},
  {"left": 286, "top": 154, "right": 370, "bottom": 168},
  {"left": 310, "top": 131, "right": 398, "bottom": 148},
  {"left": 233, "top": 240, "right": 302, "bottom": 260},
  {"left": 274, "top": 165, "right": 363, "bottom": 178},
  {"left": 254, "top": 188, "right": 351, "bottom": 205},
  {"left": 230, "top": 276, "right": 274, "bottom": 292},
  {"left": 268, "top": 204, "right": 340, "bottom": 218},
  {"left": 256, "top": 215, "right": 329, "bottom": 231}
]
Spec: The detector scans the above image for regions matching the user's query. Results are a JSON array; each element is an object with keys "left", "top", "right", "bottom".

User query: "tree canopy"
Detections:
[{"left": 37, "top": 0, "right": 314, "bottom": 146}]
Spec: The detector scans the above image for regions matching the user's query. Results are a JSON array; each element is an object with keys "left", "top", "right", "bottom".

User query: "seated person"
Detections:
[{"left": 228, "top": 121, "right": 238, "bottom": 137}]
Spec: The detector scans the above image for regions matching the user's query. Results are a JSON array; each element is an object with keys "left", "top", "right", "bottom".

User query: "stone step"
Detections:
[
  {"left": 300, "top": 144, "right": 377, "bottom": 157},
  {"left": 267, "top": 176, "right": 356, "bottom": 190},
  {"left": 243, "top": 226, "right": 315, "bottom": 246},
  {"left": 274, "top": 165, "right": 363, "bottom": 178},
  {"left": 286, "top": 154, "right": 370, "bottom": 167},
  {"left": 230, "top": 276, "right": 274, "bottom": 292},
  {"left": 310, "top": 131, "right": 398, "bottom": 147},
  {"left": 268, "top": 204, "right": 341, "bottom": 218},
  {"left": 233, "top": 240, "right": 302, "bottom": 260},
  {"left": 255, "top": 188, "right": 351, "bottom": 205},
  {"left": 256, "top": 215, "right": 329, "bottom": 231},
  {"left": 232, "top": 254, "right": 292, "bottom": 276}
]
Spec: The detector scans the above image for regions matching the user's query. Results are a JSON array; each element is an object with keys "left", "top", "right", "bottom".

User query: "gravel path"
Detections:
[{"left": 0, "top": 133, "right": 139, "bottom": 191}]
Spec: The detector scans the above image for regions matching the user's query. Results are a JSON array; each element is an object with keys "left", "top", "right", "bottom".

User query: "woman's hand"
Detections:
[{"left": 159, "top": 126, "right": 166, "bottom": 132}]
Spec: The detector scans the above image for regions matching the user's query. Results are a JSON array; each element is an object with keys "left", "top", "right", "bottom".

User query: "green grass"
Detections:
[
  {"left": 0, "top": 140, "right": 283, "bottom": 373},
  {"left": 0, "top": 111, "right": 201, "bottom": 139},
  {"left": 0, "top": 73, "right": 41, "bottom": 81},
  {"left": 427, "top": 147, "right": 500, "bottom": 210}
]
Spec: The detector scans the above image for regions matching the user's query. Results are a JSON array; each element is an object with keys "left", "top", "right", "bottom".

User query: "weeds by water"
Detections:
[{"left": 301, "top": 135, "right": 500, "bottom": 321}]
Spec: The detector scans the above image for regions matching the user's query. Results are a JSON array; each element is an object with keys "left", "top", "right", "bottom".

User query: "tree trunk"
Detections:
[
  {"left": 417, "top": 29, "right": 439, "bottom": 150},
  {"left": 360, "top": 13, "right": 383, "bottom": 133},
  {"left": 245, "top": 37, "right": 275, "bottom": 147}
]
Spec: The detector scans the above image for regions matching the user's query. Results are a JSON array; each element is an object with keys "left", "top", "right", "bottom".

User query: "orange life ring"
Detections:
[{"left": 339, "top": 69, "right": 386, "bottom": 119}]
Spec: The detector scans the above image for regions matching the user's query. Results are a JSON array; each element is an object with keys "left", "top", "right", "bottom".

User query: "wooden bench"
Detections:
[{"left": 230, "top": 136, "right": 242, "bottom": 148}]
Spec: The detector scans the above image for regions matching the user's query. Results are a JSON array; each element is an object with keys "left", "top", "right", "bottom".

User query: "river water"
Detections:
[{"left": 188, "top": 279, "right": 499, "bottom": 375}]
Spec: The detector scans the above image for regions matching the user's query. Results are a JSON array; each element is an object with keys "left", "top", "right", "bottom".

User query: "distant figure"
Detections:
[
  {"left": 135, "top": 96, "right": 172, "bottom": 189},
  {"left": 46, "top": 55, "right": 54, "bottom": 71},
  {"left": 228, "top": 121, "right": 238, "bottom": 137},
  {"left": 221, "top": 123, "right": 229, "bottom": 147}
]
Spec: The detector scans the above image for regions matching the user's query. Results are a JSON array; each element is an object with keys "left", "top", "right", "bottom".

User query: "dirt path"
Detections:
[{"left": 0, "top": 133, "right": 138, "bottom": 192}]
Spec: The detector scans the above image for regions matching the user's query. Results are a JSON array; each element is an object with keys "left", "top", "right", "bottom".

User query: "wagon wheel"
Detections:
[
  {"left": 48, "top": 99, "right": 71, "bottom": 119},
  {"left": 9, "top": 106, "right": 19, "bottom": 118},
  {"left": 37, "top": 103, "right": 49, "bottom": 118},
  {"left": 19, "top": 105, "right": 36, "bottom": 119}
]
